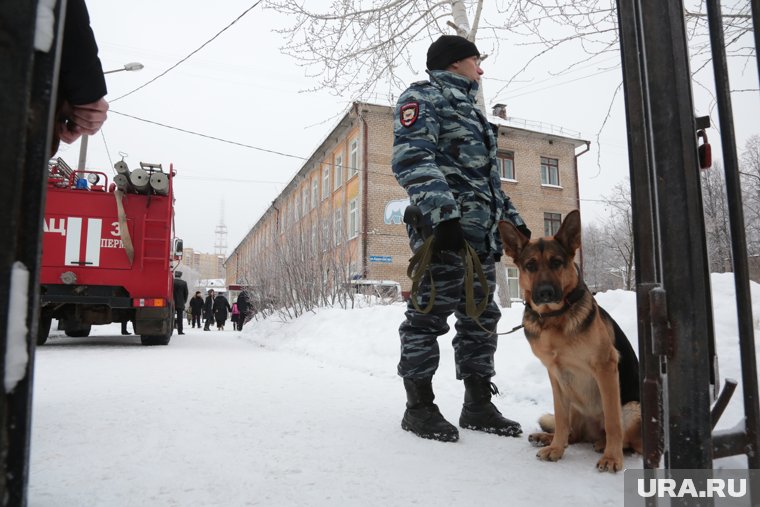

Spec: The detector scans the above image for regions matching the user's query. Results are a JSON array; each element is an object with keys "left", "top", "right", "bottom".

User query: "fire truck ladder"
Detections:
[{"left": 141, "top": 218, "right": 170, "bottom": 265}]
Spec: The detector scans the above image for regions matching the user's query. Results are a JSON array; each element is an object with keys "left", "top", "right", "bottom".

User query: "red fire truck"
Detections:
[{"left": 38, "top": 159, "right": 182, "bottom": 345}]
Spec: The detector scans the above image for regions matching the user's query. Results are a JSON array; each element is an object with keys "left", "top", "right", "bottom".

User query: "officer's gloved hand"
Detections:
[
  {"left": 433, "top": 219, "right": 466, "bottom": 254},
  {"left": 517, "top": 224, "right": 532, "bottom": 240}
]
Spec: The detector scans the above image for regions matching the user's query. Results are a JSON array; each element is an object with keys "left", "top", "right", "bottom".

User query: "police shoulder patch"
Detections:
[{"left": 400, "top": 101, "right": 420, "bottom": 128}]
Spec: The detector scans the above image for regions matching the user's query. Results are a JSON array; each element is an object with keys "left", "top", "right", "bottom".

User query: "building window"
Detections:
[
  {"left": 334, "top": 154, "right": 343, "bottom": 190},
  {"left": 322, "top": 221, "right": 329, "bottom": 251},
  {"left": 497, "top": 151, "right": 515, "bottom": 180},
  {"left": 302, "top": 187, "right": 309, "bottom": 214},
  {"left": 541, "top": 157, "right": 560, "bottom": 186},
  {"left": 349, "top": 139, "right": 359, "bottom": 177},
  {"left": 322, "top": 165, "right": 330, "bottom": 200},
  {"left": 544, "top": 212, "right": 562, "bottom": 237},
  {"left": 311, "top": 178, "right": 318, "bottom": 208},
  {"left": 348, "top": 198, "right": 359, "bottom": 239},
  {"left": 506, "top": 267, "right": 520, "bottom": 301},
  {"left": 335, "top": 208, "right": 342, "bottom": 245}
]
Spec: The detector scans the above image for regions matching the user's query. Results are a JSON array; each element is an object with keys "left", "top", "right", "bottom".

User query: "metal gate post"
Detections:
[
  {"left": 0, "top": 0, "right": 64, "bottom": 505},
  {"left": 705, "top": 0, "right": 760, "bottom": 471},
  {"left": 616, "top": 0, "right": 715, "bottom": 470},
  {"left": 615, "top": 0, "right": 664, "bottom": 470}
]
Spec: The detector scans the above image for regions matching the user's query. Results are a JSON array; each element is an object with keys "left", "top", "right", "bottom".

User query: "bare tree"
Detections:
[
  {"left": 265, "top": 1, "right": 486, "bottom": 103},
  {"left": 598, "top": 181, "right": 635, "bottom": 290},
  {"left": 265, "top": 1, "right": 756, "bottom": 103},
  {"left": 581, "top": 222, "right": 615, "bottom": 292},
  {"left": 579, "top": 181, "right": 634, "bottom": 291},
  {"left": 490, "top": 1, "right": 754, "bottom": 80},
  {"left": 238, "top": 204, "right": 368, "bottom": 321},
  {"left": 701, "top": 160, "right": 733, "bottom": 272},
  {"left": 741, "top": 135, "right": 760, "bottom": 255}
]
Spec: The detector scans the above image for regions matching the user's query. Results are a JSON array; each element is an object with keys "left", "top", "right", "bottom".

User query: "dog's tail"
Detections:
[{"left": 538, "top": 413, "right": 555, "bottom": 433}]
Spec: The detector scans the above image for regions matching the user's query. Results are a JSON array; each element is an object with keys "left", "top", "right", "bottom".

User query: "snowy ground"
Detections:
[{"left": 29, "top": 273, "right": 758, "bottom": 506}]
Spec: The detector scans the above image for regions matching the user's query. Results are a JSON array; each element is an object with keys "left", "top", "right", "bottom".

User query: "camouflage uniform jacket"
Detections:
[{"left": 391, "top": 70, "right": 526, "bottom": 255}]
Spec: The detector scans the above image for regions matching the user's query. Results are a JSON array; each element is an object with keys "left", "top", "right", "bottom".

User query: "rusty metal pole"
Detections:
[{"left": 616, "top": 0, "right": 715, "bottom": 471}]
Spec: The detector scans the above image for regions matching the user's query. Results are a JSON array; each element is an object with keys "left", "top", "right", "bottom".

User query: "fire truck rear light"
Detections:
[{"left": 132, "top": 298, "right": 166, "bottom": 307}]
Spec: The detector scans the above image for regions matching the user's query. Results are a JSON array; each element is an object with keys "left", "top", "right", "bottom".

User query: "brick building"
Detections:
[
  {"left": 182, "top": 247, "right": 226, "bottom": 280},
  {"left": 225, "top": 101, "right": 589, "bottom": 299}
]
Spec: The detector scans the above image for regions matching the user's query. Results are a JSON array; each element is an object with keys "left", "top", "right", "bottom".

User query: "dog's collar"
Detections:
[{"left": 525, "top": 284, "right": 587, "bottom": 321}]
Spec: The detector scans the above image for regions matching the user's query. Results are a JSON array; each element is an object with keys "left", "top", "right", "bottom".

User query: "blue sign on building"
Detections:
[{"left": 369, "top": 255, "right": 392, "bottom": 263}]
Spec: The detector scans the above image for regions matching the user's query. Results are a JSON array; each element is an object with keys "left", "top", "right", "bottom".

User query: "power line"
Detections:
[
  {"left": 100, "top": 129, "right": 115, "bottom": 173},
  {"left": 494, "top": 67, "right": 619, "bottom": 102},
  {"left": 109, "top": 112, "right": 626, "bottom": 203},
  {"left": 110, "top": 109, "right": 308, "bottom": 161},
  {"left": 110, "top": 1, "right": 262, "bottom": 103}
]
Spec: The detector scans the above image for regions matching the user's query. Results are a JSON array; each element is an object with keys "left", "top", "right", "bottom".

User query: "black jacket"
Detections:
[
  {"left": 173, "top": 278, "right": 188, "bottom": 309},
  {"left": 204, "top": 296, "right": 215, "bottom": 319},
  {"left": 189, "top": 295, "right": 204, "bottom": 315},
  {"left": 213, "top": 295, "right": 232, "bottom": 321},
  {"left": 60, "top": 0, "right": 107, "bottom": 105},
  {"left": 237, "top": 291, "right": 251, "bottom": 316}
]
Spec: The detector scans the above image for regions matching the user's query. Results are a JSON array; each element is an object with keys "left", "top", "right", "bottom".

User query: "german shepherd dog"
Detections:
[{"left": 498, "top": 210, "right": 642, "bottom": 472}]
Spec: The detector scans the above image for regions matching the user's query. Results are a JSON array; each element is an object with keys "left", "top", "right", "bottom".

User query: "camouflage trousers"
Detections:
[{"left": 398, "top": 249, "right": 500, "bottom": 380}]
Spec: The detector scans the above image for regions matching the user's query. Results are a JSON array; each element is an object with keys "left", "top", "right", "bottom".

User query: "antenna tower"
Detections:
[{"left": 214, "top": 200, "right": 228, "bottom": 257}]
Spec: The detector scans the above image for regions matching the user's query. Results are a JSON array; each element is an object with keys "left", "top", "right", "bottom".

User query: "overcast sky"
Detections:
[{"left": 59, "top": 1, "right": 760, "bottom": 254}]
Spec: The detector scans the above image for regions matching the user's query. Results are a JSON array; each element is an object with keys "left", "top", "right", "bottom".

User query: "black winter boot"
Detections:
[
  {"left": 401, "top": 378, "right": 459, "bottom": 442},
  {"left": 459, "top": 376, "right": 523, "bottom": 437}
]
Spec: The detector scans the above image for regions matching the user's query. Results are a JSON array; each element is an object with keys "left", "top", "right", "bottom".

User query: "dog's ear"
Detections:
[
  {"left": 498, "top": 220, "right": 530, "bottom": 261},
  {"left": 555, "top": 210, "right": 582, "bottom": 254}
]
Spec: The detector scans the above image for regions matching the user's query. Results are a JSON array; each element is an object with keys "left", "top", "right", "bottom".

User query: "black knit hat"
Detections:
[{"left": 426, "top": 35, "right": 480, "bottom": 71}]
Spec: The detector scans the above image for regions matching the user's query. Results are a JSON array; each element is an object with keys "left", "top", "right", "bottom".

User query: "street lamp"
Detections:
[
  {"left": 103, "top": 62, "right": 144, "bottom": 74},
  {"left": 77, "top": 62, "right": 143, "bottom": 171}
]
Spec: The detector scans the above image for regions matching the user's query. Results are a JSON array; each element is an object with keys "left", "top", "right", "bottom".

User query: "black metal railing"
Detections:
[{"left": 616, "top": 0, "right": 760, "bottom": 502}]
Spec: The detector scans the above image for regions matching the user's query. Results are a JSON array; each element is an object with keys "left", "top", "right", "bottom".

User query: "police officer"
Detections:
[{"left": 392, "top": 35, "right": 531, "bottom": 443}]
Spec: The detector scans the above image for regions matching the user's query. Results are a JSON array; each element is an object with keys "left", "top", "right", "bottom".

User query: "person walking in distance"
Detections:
[
  {"left": 236, "top": 290, "right": 251, "bottom": 331},
  {"left": 173, "top": 271, "right": 188, "bottom": 335},
  {"left": 189, "top": 291, "right": 204, "bottom": 329},
  {"left": 392, "top": 35, "right": 532, "bottom": 443},
  {"left": 230, "top": 300, "right": 240, "bottom": 330},
  {"left": 213, "top": 292, "right": 232, "bottom": 330},
  {"left": 203, "top": 290, "right": 215, "bottom": 331}
]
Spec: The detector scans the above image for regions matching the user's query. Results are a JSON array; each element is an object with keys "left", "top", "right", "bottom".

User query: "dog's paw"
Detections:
[
  {"left": 536, "top": 445, "right": 565, "bottom": 462},
  {"left": 593, "top": 439, "right": 605, "bottom": 453},
  {"left": 528, "top": 432, "right": 553, "bottom": 447},
  {"left": 596, "top": 453, "right": 624, "bottom": 473}
]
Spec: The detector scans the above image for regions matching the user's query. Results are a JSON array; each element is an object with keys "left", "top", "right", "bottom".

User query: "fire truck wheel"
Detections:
[
  {"left": 37, "top": 316, "right": 53, "bottom": 345},
  {"left": 140, "top": 311, "right": 174, "bottom": 346},
  {"left": 65, "top": 324, "right": 91, "bottom": 338}
]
